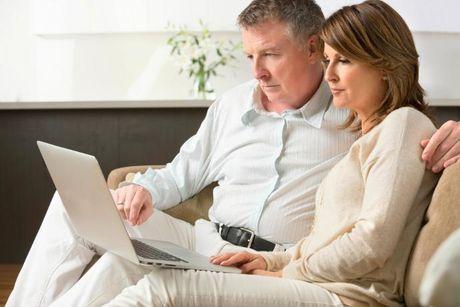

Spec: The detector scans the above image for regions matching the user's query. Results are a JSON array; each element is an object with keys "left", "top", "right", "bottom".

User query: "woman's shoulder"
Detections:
[
  {"left": 382, "top": 107, "right": 435, "bottom": 131},
  {"left": 364, "top": 107, "right": 436, "bottom": 152}
]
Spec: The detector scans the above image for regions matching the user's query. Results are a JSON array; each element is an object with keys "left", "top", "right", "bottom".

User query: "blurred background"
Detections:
[{"left": 0, "top": 0, "right": 459, "bottom": 103}]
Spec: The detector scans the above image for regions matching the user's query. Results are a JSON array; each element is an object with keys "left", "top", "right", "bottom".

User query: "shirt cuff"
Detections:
[{"left": 132, "top": 168, "right": 162, "bottom": 208}]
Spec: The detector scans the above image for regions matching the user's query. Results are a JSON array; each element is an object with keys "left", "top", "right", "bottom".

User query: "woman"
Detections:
[
  {"left": 210, "top": 1, "right": 439, "bottom": 306},
  {"left": 106, "top": 1, "right": 439, "bottom": 306}
]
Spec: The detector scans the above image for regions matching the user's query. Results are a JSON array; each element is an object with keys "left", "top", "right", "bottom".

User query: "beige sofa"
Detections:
[{"left": 107, "top": 162, "right": 460, "bottom": 306}]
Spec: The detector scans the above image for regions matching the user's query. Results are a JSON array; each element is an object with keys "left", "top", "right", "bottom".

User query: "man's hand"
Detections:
[
  {"left": 111, "top": 184, "right": 153, "bottom": 226},
  {"left": 210, "top": 251, "right": 267, "bottom": 273},
  {"left": 421, "top": 120, "right": 460, "bottom": 173}
]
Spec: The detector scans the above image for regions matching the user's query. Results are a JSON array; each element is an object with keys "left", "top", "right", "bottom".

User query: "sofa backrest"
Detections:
[
  {"left": 163, "top": 183, "right": 214, "bottom": 224},
  {"left": 404, "top": 162, "right": 460, "bottom": 306}
]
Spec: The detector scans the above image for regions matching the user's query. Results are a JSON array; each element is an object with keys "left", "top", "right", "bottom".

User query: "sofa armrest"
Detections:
[{"left": 107, "top": 165, "right": 214, "bottom": 225}]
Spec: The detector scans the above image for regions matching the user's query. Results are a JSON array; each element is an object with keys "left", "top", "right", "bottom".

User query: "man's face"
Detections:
[{"left": 242, "top": 21, "right": 320, "bottom": 107}]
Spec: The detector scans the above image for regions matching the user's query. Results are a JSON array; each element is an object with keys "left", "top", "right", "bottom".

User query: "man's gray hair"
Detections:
[{"left": 237, "top": 0, "right": 325, "bottom": 48}]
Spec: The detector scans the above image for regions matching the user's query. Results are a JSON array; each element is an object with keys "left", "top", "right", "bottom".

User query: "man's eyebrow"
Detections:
[
  {"left": 260, "top": 46, "right": 281, "bottom": 52},
  {"left": 243, "top": 46, "right": 282, "bottom": 56}
]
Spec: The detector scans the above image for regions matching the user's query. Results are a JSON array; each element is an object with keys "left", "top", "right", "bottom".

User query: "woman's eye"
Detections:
[
  {"left": 322, "top": 59, "right": 330, "bottom": 67},
  {"left": 338, "top": 58, "right": 350, "bottom": 64}
]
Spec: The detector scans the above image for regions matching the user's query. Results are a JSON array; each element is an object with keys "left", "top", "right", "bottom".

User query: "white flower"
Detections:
[{"left": 167, "top": 22, "right": 241, "bottom": 95}]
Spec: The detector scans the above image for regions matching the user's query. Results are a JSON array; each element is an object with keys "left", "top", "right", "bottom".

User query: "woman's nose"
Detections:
[{"left": 324, "top": 64, "right": 338, "bottom": 83}]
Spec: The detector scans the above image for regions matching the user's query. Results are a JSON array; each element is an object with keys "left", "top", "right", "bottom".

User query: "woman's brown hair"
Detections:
[{"left": 320, "top": 0, "right": 434, "bottom": 131}]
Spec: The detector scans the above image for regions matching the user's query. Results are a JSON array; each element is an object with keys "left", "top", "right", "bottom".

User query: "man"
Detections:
[{"left": 8, "top": 0, "right": 460, "bottom": 306}]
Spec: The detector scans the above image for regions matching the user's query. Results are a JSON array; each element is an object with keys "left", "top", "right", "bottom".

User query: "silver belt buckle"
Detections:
[
  {"left": 241, "top": 227, "right": 255, "bottom": 248},
  {"left": 218, "top": 223, "right": 223, "bottom": 236}
]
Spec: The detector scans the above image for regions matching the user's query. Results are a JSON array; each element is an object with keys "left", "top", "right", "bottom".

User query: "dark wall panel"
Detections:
[{"left": 0, "top": 108, "right": 206, "bottom": 263}]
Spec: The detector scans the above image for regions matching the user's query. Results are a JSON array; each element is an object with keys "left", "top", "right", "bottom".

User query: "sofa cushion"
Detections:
[{"left": 404, "top": 162, "right": 460, "bottom": 306}]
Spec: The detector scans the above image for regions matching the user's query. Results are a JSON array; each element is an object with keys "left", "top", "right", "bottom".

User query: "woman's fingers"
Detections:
[
  {"left": 240, "top": 257, "right": 267, "bottom": 273},
  {"left": 210, "top": 252, "right": 263, "bottom": 271},
  {"left": 210, "top": 252, "right": 268, "bottom": 274},
  {"left": 219, "top": 252, "right": 251, "bottom": 266},
  {"left": 210, "top": 252, "right": 238, "bottom": 265}
]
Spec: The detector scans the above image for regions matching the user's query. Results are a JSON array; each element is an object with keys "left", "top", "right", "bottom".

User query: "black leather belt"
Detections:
[{"left": 215, "top": 223, "right": 276, "bottom": 251}]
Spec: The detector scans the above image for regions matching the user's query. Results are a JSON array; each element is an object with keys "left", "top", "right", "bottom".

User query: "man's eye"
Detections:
[
  {"left": 263, "top": 53, "right": 276, "bottom": 57},
  {"left": 246, "top": 55, "right": 253, "bottom": 60}
]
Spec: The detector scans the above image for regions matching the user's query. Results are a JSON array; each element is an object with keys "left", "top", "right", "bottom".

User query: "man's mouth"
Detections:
[{"left": 261, "top": 84, "right": 280, "bottom": 89}]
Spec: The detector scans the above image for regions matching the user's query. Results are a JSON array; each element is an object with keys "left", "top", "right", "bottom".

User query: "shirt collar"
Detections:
[
  {"left": 241, "top": 80, "right": 263, "bottom": 125},
  {"left": 298, "top": 79, "right": 332, "bottom": 129},
  {"left": 241, "top": 79, "right": 332, "bottom": 128}
]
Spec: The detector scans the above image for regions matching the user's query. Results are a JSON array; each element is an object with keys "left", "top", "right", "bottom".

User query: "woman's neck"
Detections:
[{"left": 358, "top": 111, "right": 378, "bottom": 134}]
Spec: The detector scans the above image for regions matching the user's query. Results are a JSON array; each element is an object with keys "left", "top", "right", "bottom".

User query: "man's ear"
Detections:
[{"left": 306, "top": 35, "right": 322, "bottom": 61}]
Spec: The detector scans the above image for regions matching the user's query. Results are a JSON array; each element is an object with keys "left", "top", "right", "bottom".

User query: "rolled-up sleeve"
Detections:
[{"left": 132, "top": 100, "right": 220, "bottom": 210}]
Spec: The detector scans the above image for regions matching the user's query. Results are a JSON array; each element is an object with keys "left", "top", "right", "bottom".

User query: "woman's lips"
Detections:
[{"left": 331, "top": 88, "right": 344, "bottom": 95}]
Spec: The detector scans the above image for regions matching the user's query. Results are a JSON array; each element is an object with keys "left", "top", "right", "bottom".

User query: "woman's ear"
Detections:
[{"left": 381, "top": 70, "right": 388, "bottom": 81}]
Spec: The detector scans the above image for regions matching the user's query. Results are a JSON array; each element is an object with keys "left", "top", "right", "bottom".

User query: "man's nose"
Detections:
[{"left": 252, "top": 59, "right": 269, "bottom": 80}]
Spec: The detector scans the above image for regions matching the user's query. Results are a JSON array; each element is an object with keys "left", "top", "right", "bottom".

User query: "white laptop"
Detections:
[{"left": 37, "top": 141, "right": 240, "bottom": 274}]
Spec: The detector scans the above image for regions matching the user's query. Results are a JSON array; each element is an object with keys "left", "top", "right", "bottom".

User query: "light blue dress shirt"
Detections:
[{"left": 133, "top": 79, "right": 358, "bottom": 245}]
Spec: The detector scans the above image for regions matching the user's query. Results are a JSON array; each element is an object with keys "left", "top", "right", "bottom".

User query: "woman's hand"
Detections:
[{"left": 210, "top": 251, "right": 267, "bottom": 273}]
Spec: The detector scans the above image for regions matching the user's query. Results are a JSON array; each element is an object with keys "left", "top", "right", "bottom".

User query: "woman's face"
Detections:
[{"left": 323, "top": 44, "right": 387, "bottom": 120}]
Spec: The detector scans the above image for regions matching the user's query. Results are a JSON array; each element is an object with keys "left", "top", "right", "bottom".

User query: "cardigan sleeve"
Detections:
[
  {"left": 282, "top": 108, "right": 436, "bottom": 282},
  {"left": 259, "top": 238, "right": 309, "bottom": 271}
]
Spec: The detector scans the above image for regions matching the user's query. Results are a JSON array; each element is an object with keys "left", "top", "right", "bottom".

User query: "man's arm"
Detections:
[
  {"left": 421, "top": 120, "right": 460, "bottom": 172},
  {"left": 113, "top": 100, "right": 221, "bottom": 225},
  {"left": 133, "top": 100, "right": 220, "bottom": 208}
]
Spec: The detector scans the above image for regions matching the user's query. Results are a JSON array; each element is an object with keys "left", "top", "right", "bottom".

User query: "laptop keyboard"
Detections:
[{"left": 131, "top": 239, "right": 188, "bottom": 263}]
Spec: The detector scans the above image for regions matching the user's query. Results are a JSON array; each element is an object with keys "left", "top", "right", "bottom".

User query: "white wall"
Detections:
[
  {"left": 317, "top": 0, "right": 460, "bottom": 32},
  {"left": 31, "top": 0, "right": 251, "bottom": 33},
  {"left": 0, "top": 0, "right": 35, "bottom": 101},
  {"left": 34, "top": 33, "right": 251, "bottom": 101},
  {"left": 0, "top": 0, "right": 459, "bottom": 103}
]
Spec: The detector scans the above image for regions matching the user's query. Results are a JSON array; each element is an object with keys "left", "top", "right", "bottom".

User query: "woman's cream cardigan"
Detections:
[{"left": 261, "top": 107, "right": 439, "bottom": 306}]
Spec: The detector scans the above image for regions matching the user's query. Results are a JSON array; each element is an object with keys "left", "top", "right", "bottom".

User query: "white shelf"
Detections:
[
  {"left": 0, "top": 100, "right": 213, "bottom": 110},
  {"left": 0, "top": 98, "right": 458, "bottom": 110}
]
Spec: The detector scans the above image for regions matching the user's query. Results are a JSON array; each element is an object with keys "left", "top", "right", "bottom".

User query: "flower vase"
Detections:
[{"left": 192, "top": 78, "right": 216, "bottom": 100}]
